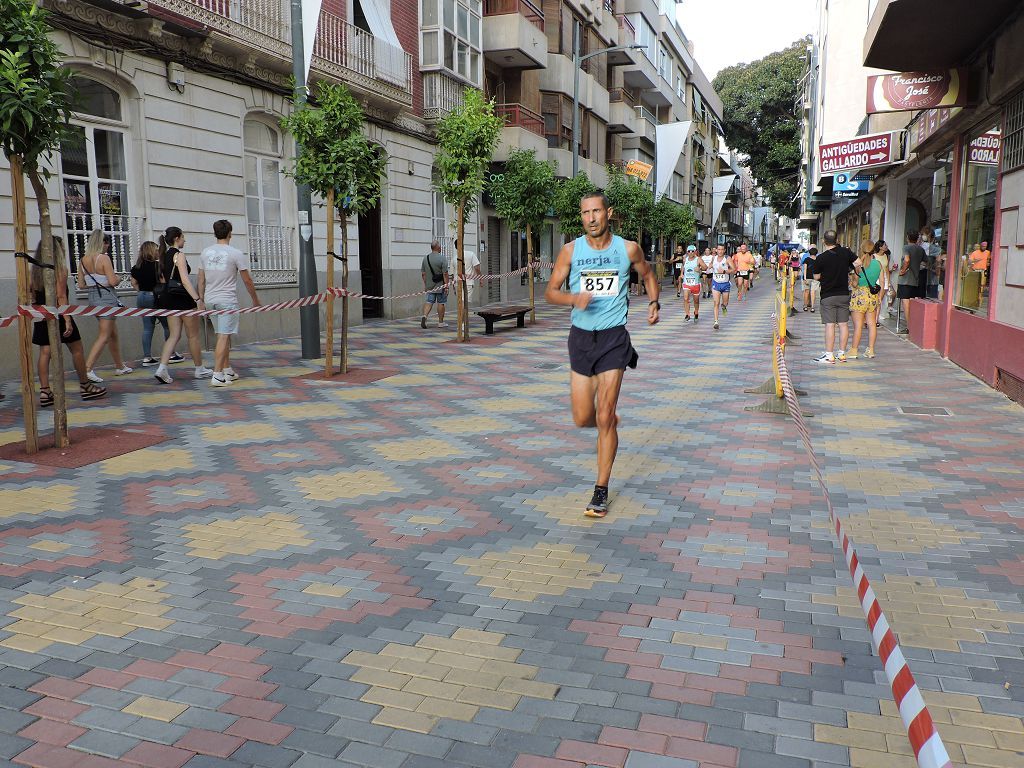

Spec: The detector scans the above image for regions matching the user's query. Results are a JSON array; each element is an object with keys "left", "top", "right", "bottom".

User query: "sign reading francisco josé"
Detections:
[
  {"left": 866, "top": 69, "right": 966, "bottom": 114},
  {"left": 818, "top": 131, "right": 901, "bottom": 174}
]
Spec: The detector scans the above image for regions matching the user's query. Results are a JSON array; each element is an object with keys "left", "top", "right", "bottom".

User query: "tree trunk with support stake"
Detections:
[
  {"left": 10, "top": 156, "right": 38, "bottom": 454},
  {"left": 324, "top": 189, "right": 335, "bottom": 378},
  {"left": 456, "top": 203, "right": 468, "bottom": 342},
  {"left": 28, "top": 169, "right": 68, "bottom": 448},
  {"left": 526, "top": 223, "right": 535, "bottom": 324},
  {"left": 340, "top": 211, "right": 350, "bottom": 373}
]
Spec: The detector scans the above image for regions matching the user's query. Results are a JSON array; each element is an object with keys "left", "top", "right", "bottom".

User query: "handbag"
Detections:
[
  {"left": 81, "top": 258, "right": 124, "bottom": 307},
  {"left": 155, "top": 260, "right": 192, "bottom": 308},
  {"left": 151, "top": 259, "right": 166, "bottom": 304}
]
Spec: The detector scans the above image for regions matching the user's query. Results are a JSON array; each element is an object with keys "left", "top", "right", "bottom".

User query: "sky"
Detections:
[{"left": 675, "top": 0, "right": 817, "bottom": 81}]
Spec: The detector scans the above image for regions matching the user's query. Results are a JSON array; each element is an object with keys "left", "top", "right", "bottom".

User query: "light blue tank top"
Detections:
[
  {"left": 683, "top": 255, "right": 701, "bottom": 285},
  {"left": 569, "top": 234, "right": 631, "bottom": 331}
]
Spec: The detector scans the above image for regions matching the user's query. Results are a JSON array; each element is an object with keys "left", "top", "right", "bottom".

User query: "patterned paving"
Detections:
[{"left": 0, "top": 281, "right": 1022, "bottom": 768}]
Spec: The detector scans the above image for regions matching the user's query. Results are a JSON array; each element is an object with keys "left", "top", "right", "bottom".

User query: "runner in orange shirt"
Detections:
[{"left": 734, "top": 243, "right": 755, "bottom": 302}]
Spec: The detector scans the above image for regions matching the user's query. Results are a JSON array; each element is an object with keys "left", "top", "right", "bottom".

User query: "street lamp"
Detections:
[{"left": 572, "top": 33, "right": 645, "bottom": 178}]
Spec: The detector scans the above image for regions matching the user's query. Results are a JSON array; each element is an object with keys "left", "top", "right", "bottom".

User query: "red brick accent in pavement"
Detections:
[
  {"left": 22, "top": 697, "right": 90, "bottom": 723},
  {"left": 554, "top": 740, "right": 629, "bottom": 767},
  {"left": 597, "top": 726, "right": 668, "bottom": 753},
  {"left": 224, "top": 716, "right": 293, "bottom": 744},
  {"left": 75, "top": 668, "right": 136, "bottom": 689},
  {"left": 28, "top": 678, "right": 91, "bottom": 701},
  {"left": 121, "top": 659, "right": 179, "bottom": 680},
  {"left": 17, "top": 720, "right": 87, "bottom": 747},
  {"left": 513, "top": 758, "right": 585, "bottom": 768},
  {"left": 665, "top": 737, "right": 739, "bottom": 766},
  {"left": 637, "top": 713, "right": 707, "bottom": 740},
  {"left": 218, "top": 695, "right": 285, "bottom": 721},
  {"left": 14, "top": 743, "right": 124, "bottom": 768},
  {"left": 121, "top": 742, "right": 195, "bottom": 768},
  {"left": 208, "top": 643, "right": 266, "bottom": 662},
  {"left": 174, "top": 729, "right": 245, "bottom": 758}
]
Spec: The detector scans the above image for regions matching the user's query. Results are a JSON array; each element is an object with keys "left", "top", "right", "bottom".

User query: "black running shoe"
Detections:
[{"left": 584, "top": 486, "right": 609, "bottom": 518}]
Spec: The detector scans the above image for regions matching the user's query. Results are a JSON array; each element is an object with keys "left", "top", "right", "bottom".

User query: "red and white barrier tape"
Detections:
[{"left": 771, "top": 314, "right": 952, "bottom": 768}]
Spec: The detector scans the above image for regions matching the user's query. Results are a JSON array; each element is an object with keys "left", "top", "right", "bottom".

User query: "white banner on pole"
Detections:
[
  {"left": 654, "top": 121, "right": 692, "bottom": 198},
  {"left": 301, "top": 0, "right": 324, "bottom": 83}
]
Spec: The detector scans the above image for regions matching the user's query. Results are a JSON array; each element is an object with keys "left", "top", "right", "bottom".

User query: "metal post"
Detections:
[
  {"left": 571, "top": 25, "right": 581, "bottom": 178},
  {"left": 290, "top": 0, "right": 321, "bottom": 359}
]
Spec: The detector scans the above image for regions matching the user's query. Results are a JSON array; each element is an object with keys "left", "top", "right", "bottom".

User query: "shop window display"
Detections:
[
  {"left": 955, "top": 125, "right": 1000, "bottom": 313},
  {"left": 928, "top": 150, "right": 954, "bottom": 302}
]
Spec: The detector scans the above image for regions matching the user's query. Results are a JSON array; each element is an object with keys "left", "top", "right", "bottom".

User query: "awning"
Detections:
[
  {"left": 356, "top": 0, "right": 408, "bottom": 86},
  {"left": 864, "top": 0, "right": 1020, "bottom": 70},
  {"left": 712, "top": 174, "right": 737, "bottom": 226}
]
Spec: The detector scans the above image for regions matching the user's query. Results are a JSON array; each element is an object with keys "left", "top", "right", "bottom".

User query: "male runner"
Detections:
[
  {"left": 545, "top": 190, "right": 659, "bottom": 518},
  {"left": 680, "top": 245, "right": 706, "bottom": 322},
  {"left": 701, "top": 247, "right": 714, "bottom": 298},
  {"left": 734, "top": 243, "right": 754, "bottom": 301},
  {"left": 710, "top": 244, "right": 734, "bottom": 330},
  {"left": 669, "top": 244, "right": 685, "bottom": 297}
]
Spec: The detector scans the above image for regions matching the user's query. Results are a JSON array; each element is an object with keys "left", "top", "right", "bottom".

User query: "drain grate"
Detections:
[{"left": 899, "top": 405, "right": 952, "bottom": 416}]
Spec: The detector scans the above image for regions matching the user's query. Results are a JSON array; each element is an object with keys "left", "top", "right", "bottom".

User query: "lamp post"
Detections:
[{"left": 572, "top": 31, "right": 644, "bottom": 177}]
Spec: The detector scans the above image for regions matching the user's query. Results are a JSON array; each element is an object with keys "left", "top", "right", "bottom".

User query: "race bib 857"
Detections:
[{"left": 581, "top": 270, "right": 619, "bottom": 297}]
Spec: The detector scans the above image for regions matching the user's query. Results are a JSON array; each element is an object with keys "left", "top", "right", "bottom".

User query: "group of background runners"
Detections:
[{"left": 667, "top": 243, "right": 761, "bottom": 330}]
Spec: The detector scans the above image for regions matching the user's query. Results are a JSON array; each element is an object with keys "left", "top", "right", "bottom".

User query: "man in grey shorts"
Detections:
[{"left": 812, "top": 230, "right": 860, "bottom": 364}]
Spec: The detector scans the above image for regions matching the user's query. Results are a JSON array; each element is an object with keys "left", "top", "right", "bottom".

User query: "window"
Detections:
[
  {"left": 658, "top": 44, "right": 671, "bottom": 83},
  {"left": 675, "top": 68, "right": 685, "bottom": 102},
  {"left": 629, "top": 14, "right": 656, "bottom": 63},
  {"left": 421, "top": 0, "right": 480, "bottom": 85},
  {"left": 955, "top": 125, "right": 1000, "bottom": 314},
  {"left": 59, "top": 75, "right": 132, "bottom": 273},
  {"left": 243, "top": 119, "right": 286, "bottom": 269},
  {"left": 431, "top": 165, "right": 449, "bottom": 253}
]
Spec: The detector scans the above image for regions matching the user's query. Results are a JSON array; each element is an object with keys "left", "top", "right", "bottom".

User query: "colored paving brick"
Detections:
[{"left": 0, "top": 292, "right": 1022, "bottom": 768}]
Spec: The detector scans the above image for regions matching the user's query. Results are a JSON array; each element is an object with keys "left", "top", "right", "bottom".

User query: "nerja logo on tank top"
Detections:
[{"left": 569, "top": 235, "right": 631, "bottom": 332}]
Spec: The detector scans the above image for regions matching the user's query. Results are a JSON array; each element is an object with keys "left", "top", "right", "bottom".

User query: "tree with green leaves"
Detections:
[
  {"left": 667, "top": 202, "right": 697, "bottom": 249},
  {"left": 553, "top": 173, "right": 597, "bottom": 242},
  {"left": 281, "top": 82, "right": 387, "bottom": 375},
  {"left": 434, "top": 88, "right": 503, "bottom": 341},
  {"left": 1, "top": 0, "right": 76, "bottom": 451},
  {"left": 605, "top": 164, "right": 652, "bottom": 244},
  {"left": 487, "top": 148, "right": 556, "bottom": 322},
  {"left": 713, "top": 38, "right": 808, "bottom": 218}
]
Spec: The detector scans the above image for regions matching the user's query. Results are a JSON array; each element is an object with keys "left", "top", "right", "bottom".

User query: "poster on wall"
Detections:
[
  {"left": 968, "top": 132, "right": 1001, "bottom": 166},
  {"left": 63, "top": 182, "right": 88, "bottom": 214},
  {"left": 866, "top": 70, "right": 967, "bottom": 114},
  {"left": 98, "top": 185, "right": 123, "bottom": 217}
]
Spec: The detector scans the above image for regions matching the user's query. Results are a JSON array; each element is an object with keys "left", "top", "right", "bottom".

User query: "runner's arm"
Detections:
[
  {"left": 629, "top": 242, "right": 659, "bottom": 325},
  {"left": 545, "top": 242, "right": 588, "bottom": 309}
]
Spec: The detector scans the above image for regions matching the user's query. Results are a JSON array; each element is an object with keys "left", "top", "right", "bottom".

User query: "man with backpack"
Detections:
[{"left": 420, "top": 240, "right": 450, "bottom": 329}]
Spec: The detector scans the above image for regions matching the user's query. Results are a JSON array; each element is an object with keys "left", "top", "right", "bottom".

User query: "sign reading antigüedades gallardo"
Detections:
[
  {"left": 818, "top": 131, "right": 900, "bottom": 174},
  {"left": 866, "top": 69, "right": 966, "bottom": 114}
]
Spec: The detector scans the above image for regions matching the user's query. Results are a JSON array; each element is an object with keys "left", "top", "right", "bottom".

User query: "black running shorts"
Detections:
[{"left": 568, "top": 325, "right": 639, "bottom": 377}]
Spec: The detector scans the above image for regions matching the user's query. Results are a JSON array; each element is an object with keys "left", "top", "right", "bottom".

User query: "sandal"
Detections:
[
  {"left": 39, "top": 388, "right": 53, "bottom": 408},
  {"left": 80, "top": 381, "right": 107, "bottom": 401}
]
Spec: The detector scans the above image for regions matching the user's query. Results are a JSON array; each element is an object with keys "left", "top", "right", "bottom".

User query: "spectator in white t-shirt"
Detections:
[
  {"left": 450, "top": 238, "right": 482, "bottom": 305},
  {"left": 197, "top": 220, "right": 260, "bottom": 387}
]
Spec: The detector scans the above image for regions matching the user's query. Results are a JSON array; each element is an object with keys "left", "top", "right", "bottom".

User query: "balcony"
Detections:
[
  {"left": 423, "top": 72, "right": 467, "bottom": 122},
  {"left": 482, "top": 0, "right": 547, "bottom": 69},
  {"left": 606, "top": 15, "right": 641, "bottom": 66},
  {"left": 248, "top": 224, "right": 297, "bottom": 284},
  {"left": 608, "top": 89, "right": 637, "bottom": 134},
  {"left": 636, "top": 105, "right": 657, "bottom": 143},
  {"left": 493, "top": 103, "right": 548, "bottom": 161},
  {"left": 65, "top": 213, "right": 146, "bottom": 286},
  {"left": 620, "top": 46, "right": 658, "bottom": 91},
  {"left": 146, "top": 2, "right": 412, "bottom": 111}
]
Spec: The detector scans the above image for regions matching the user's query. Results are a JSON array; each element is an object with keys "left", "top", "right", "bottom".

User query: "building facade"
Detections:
[
  {"left": 798, "top": 0, "right": 1024, "bottom": 396},
  {"left": 0, "top": 0, "right": 728, "bottom": 380}
]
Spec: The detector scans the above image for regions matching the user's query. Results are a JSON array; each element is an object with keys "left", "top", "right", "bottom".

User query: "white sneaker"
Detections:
[
  {"left": 835, "top": 351, "right": 847, "bottom": 363},
  {"left": 438, "top": 322, "right": 449, "bottom": 328},
  {"left": 194, "top": 366, "right": 214, "bottom": 379},
  {"left": 223, "top": 368, "right": 239, "bottom": 382},
  {"left": 813, "top": 352, "right": 835, "bottom": 364},
  {"left": 154, "top": 366, "right": 173, "bottom": 384},
  {"left": 114, "top": 365, "right": 133, "bottom": 376},
  {"left": 210, "top": 375, "right": 231, "bottom": 387},
  {"left": 87, "top": 369, "right": 104, "bottom": 383}
]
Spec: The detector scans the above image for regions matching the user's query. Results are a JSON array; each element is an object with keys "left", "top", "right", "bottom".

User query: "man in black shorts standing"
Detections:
[{"left": 545, "top": 191, "right": 659, "bottom": 517}]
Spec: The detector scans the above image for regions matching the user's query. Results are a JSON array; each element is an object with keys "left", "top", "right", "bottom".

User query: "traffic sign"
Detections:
[{"left": 819, "top": 131, "right": 902, "bottom": 174}]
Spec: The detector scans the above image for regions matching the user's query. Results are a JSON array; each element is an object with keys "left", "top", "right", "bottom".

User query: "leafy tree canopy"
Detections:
[
  {"left": 553, "top": 173, "right": 597, "bottom": 241},
  {"left": 434, "top": 88, "right": 503, "bottom": 216},
  {"left": 280, "top": 82, "right": 386, "bottom": 217},
  {"left": 0, "top": 0, "right": 74, "bottom": 168},
  {"left": 713, "top": 37, "right": 808, "bottom": 218},
  {"left": 488, "top": 148, "right": 556, "bottom": 234},
  {"left": 605, "top": 164, "right": 651, "bottom": 242}
]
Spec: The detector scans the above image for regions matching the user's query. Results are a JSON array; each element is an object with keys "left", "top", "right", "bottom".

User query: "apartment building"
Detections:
[
  {"left": 797, "top": 0, "right": 1024, "bottom": 398},
  {"left": 0, "top": 0, "right": 726, "bottom": 378}
]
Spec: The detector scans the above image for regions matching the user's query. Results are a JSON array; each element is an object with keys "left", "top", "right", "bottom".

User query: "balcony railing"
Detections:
[
  {"left": 615, "top": 14, "right": 635, "bottom": 44},
  {"left": 248, "top": 224, "right": 296, "bottom": 281},
  {"left": 423, "top": 72, "right": 467, "bottom": 121},
  {"left": 608, "top": 88, "right": 637, "bottom": 108},
  {"left": 496, "top": 103, "right": 544, "bottom": 137},
  {"left": 483, "top": 0, "right": 544, "bottom": 31},
  {"left": 148, "top": 1, "right": 411, "bottom": 102},
  {"left": 64, "top": 213, "right": 146, "bottom": 286},
  {"left": 314, "top": 13, "right": 412, "bottom": 97}
]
